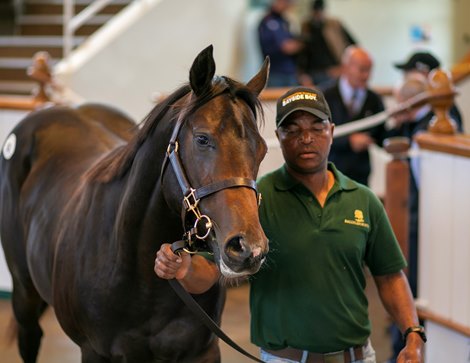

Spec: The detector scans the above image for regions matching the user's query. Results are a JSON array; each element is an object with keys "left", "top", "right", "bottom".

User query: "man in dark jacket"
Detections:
[
  {"left": 298, "top": 0, "right": 357, "bottom": 87},
  {"left": 323, "top": 46, "right": 387, "bottom": 185},
  {"left": 258, "top": 0, "right": 303, "bottom": 87}
]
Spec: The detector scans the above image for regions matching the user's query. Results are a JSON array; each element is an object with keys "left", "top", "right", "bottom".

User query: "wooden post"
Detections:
[
  {"left": 427, "top": 69, "right": 458, "bottom": 135},
  {"left": 383, "top": 137, "right": 411, "bottom": 266},
  {"left": 27, "top": 51, "right": 53, "bottom": 104}
]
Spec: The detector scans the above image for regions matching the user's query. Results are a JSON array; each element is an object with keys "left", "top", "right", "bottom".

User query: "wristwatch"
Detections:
[{"left": 403, "top": 325, "right": 427, "bottom": 343}]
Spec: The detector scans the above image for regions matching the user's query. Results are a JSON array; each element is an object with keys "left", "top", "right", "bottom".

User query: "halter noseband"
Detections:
[{"left": 160, "top": 92, "right": 261, "bottom": 254}]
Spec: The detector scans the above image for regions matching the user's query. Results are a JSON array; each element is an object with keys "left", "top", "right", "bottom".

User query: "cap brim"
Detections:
[
  {"left": 394, "top": 62, "right": 409, "bottom": 70},
  {"left": 277, "top": 106, "right": 329, "bottom": 127}
]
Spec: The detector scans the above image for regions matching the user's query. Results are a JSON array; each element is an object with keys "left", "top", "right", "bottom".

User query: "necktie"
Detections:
[{"left": 347, "top": 90, "right": 358, "bottom": 117}]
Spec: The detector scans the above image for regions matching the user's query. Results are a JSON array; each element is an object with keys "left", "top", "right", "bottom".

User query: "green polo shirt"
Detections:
[{"left": 250, "top": 163, "right": 406, "bottom": 353}]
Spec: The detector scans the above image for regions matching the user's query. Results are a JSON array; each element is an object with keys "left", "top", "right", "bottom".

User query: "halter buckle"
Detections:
[
  {"left": 183, "top": 188, "right": 200, "bottom": 216},
  {"left": 194, "top": 215, "right": 213, "bottom": 240},
  {"left": 166, "top": 140, "right": 179, "bottom": 155}
]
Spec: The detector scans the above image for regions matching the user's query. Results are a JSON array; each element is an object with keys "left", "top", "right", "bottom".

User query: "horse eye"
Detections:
[{"left": 195, "top": 135, "right": 210, "bottom": 146}]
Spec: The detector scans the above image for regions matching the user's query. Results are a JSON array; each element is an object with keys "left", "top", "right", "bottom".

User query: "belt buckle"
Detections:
[{"left": 323, "top": 350, "right": 345, "bottom": 363}]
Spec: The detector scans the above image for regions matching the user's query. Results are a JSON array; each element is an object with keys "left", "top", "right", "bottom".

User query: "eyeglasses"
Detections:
[{"left": 279, "top": 120, "right": 331, "bottom": 139}]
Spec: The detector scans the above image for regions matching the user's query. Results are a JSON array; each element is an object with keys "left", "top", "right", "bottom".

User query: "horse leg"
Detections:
[{"left": 11, "top": 282, "right": 48, "bottom": 363}]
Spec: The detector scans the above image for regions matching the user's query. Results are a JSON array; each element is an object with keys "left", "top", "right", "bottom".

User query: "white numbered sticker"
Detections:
[{"left": 2, "top": 133, "right": 17, "bottom": 160}]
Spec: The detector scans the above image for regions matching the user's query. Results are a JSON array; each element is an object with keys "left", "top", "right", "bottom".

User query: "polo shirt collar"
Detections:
[{"left": 274, "top": 163, "right": 358, "bottom": 192}]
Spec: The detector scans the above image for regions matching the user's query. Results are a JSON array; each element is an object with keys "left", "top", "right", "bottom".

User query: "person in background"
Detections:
[
  {"left": 387, "top": 71, "right": 462, "bottom": 363},
  {"left": 394, "top": 50, "right": 463, "bottom": 131},
  {"left": 258, "top": 0, "right": 303, "bottom": 87},
  {"left": 154, "top": 86, "right": 426, "bottom": 363},
  {"left": 298, "top": 0, "right": 357, "bottom": 88},
  {"left": 323, "top": 46, "right": 387, "bottom": 185}
]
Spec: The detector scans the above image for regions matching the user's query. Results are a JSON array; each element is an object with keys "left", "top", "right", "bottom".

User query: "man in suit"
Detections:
[{"left": 323, "top": 46, "right": 387, "bottom": 185}]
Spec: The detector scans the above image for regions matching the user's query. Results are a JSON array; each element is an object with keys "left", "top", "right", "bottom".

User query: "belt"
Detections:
[{"left": 264, "top": 345, "right": 365, "bottom": 363}]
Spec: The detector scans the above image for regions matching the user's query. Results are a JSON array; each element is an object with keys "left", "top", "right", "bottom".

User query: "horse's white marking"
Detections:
[
  {"left": 252, "top": 247, "right": 262, "bottom": 258},
  {"left": 219, "top": 259, "right": 248, "bottom": 278},
  {"left": 2, "top": 134, "right": 16, "bottom": 160}
]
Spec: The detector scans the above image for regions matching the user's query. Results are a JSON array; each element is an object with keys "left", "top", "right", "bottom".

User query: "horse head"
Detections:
[{"left": 161, "top": 45, "right": 270, "bottom": 278}]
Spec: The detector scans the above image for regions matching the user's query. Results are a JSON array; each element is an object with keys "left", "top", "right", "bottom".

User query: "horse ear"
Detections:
[
  {"left": 189, "top": 45, "right": 216, "bottom": 97},
  {"left": 246, "top": 57, "right": 270, "bottom": 96}
]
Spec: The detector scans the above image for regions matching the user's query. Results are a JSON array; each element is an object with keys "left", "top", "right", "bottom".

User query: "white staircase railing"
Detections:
[{"left": 63, "top": 0, "right": 116, "bottom": 57}]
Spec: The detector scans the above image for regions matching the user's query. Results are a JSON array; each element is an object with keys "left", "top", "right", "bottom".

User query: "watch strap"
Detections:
[{"left": 403, "top": 325, "right": 427, "bottom": 343}]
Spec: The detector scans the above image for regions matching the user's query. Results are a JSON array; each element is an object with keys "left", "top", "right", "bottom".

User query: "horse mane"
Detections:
[{"left": 85, "top": 76, "right": 264, "bottom": 183}]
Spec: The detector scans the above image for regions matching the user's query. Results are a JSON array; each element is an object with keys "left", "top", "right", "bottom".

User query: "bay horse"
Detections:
[{"left": 0, "top": 45, "right": 269, "bottom": 363}]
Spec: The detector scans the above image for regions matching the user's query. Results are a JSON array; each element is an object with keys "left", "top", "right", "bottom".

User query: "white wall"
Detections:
[
  {"left": 326, "top": 0, "right": 456, "bottom": 87},
  {"left": 56, "top": 0, "right": 251, "bottom": 122}
]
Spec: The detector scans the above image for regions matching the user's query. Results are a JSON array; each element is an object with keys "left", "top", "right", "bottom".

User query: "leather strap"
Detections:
[
  {"left": 169, "top": 279, "right": 265, "bottom": 363},
  {"left": 195, "top": 178, "right": 257, "bottom": 199}
]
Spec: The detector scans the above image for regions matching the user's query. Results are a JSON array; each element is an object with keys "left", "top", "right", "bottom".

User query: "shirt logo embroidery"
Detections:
[{"left": 344, "top": 209, "right": 370, "bottom": 228}]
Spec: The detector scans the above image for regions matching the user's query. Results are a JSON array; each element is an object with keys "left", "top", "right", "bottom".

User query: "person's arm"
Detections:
[
  {"left": 374, "top": 271, "right": 425, "bottom": 363},
  {"left": 154, "top": 243, "right": 220, "bottom": 294}
]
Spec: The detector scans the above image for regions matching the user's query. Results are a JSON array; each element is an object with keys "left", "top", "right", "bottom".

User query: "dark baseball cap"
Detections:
[
  {"left": 276, "top": 86, "right": 332, "bottom": 128},
  {"left": 394, "top": 52, "right": 440, "bottom": 72},
  {"left": 312, "top": 0, "right": 325, "bottom": 10}
]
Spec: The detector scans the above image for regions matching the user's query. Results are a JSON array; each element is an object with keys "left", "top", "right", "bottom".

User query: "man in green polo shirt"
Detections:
[{"left": 154, "top": 86, "right": 425, "bottom": 363}]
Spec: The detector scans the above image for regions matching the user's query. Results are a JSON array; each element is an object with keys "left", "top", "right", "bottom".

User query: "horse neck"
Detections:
[{"left": 113, "top": 118, "right": 183, "bottom": 273}]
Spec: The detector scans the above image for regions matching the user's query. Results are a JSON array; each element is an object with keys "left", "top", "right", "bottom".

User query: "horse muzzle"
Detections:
[{"left": 218, "top": 234, "right": 268, "bottom": 278}]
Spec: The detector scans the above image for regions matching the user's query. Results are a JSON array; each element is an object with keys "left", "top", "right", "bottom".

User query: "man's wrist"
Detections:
[{"left": 403, "top": 325, "right": 427, "bottom": 343}]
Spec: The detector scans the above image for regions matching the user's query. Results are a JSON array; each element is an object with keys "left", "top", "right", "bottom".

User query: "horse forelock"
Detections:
[{"left": 189, "top": 76, "right": 264, "bottom": 130}]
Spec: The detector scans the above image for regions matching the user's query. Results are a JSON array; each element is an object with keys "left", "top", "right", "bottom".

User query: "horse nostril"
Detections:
[{"left": 225, "top": 236, "right": 251, "bottom": 261}]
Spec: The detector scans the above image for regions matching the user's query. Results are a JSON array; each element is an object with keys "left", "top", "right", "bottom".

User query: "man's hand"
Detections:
[
  {"left": 154, "top": 243, "right": 192, "bottom": 280},
  {"left": 397, "top": 334, "right": 424, "bottom": 363},
  {"left": 349, "top": 132, "right": 375, "bottom": 152}
]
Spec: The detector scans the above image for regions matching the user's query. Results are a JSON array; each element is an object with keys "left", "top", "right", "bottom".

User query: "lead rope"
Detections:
[{"left": 169, "top": 279, "right": 265, "bottom": 363}]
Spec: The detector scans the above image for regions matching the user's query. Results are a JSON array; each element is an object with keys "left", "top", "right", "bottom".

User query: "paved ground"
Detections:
[{"left": 0, "top": 275, "right": 391, "bottom": 363}]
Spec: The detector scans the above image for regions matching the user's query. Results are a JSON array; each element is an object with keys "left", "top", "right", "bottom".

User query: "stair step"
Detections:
[
  {"left": 0, "top": 36, "right": 85, "bottom": 57},
  {"left": 18, "top": 14, "right": 113, "bottom": 25},
  {"left": 0, "top": 57, "right": 59, "bottom": 81},
  {"left": 19, "top": 24, "right": 102, "bottom": 36},
  {"left": 17, "top": 14, "right": 110, "bottom": 36},
  {"left": 0, "top": 80, "right": 37, "bottom": 96},
  {"left": 0, "top": 35, "right": 85, "bottom": 46},
  {"left": 24, "top": 0, "right": 129, "bottom": 15},
  {"left": 23, "top": 0, "right": 130, "bottom": 5}
]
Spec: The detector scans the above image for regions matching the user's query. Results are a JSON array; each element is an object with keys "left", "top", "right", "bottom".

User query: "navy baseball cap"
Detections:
[
  {"left": 394, "top": 52, "right": 440, "bottom": 72},
  {"left": 276, "top": 87, "right": 332, "bottom": 128}
]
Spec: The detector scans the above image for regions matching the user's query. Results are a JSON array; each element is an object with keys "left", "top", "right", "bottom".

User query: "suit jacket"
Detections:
[{"left": 323, "top": 82, "right": 386, "bottom": 185}]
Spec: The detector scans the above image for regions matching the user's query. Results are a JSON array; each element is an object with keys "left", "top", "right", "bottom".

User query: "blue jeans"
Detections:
[{"left": 260, "top": 340, "right": 376, "bottom": 363}]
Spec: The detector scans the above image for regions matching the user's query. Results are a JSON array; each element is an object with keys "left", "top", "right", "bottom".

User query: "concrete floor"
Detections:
[{"left": 0, "top": 275, "right": 391, "bottom": 363}]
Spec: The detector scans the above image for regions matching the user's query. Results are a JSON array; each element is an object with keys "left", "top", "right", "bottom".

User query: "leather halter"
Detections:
[{"left": 160, "top": 91, "right": 260, "bottom": 254}]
